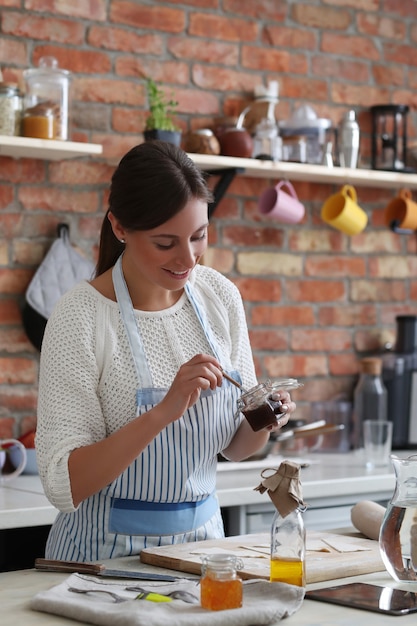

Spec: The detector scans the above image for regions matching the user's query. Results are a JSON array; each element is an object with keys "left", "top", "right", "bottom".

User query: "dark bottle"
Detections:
[
  {"left": 382, "top": 315, "right": 417, "bottom": 449},
  {"left": 352, "top": 357, "right": 388, "bottom": 449}
]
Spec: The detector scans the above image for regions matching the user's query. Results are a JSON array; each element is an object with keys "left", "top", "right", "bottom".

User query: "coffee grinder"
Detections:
[{"left": 370, "top": 104, "right": 414, "bottom": 172}]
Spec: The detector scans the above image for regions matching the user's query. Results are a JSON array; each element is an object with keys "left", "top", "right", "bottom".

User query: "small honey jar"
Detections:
[{"left": 200, "top": 553, "right": 243, "bottom": 611}]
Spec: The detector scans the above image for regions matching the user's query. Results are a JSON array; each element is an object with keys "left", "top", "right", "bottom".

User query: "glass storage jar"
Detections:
[
  {"left": 0, "top": 82, "right": 21, "bottom": 136},
  {"left": 22, "top": 56, "right": 71, "bottom": 140},
  {"left": 236, "top": 379, "right": 303, "bottom": 432},
  {"left": 200, "top": 554, "right": 244, "bottom": 610}
]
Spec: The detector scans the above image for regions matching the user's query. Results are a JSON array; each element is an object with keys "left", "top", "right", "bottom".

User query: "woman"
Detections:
[{"left": 36, "top": 141, "right": 296, "bottom": 562}]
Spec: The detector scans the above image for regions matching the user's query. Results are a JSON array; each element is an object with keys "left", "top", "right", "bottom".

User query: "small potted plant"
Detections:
[{"left": 143, "top": 78, "right": 181, "bottom": 146}]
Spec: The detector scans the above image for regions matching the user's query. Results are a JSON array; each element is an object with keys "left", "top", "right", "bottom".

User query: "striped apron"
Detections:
[{"left": 45, "top": 256, "right": 242, "bottom": 561}]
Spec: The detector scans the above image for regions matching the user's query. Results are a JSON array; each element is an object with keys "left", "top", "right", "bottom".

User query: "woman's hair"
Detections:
[{"left": 95, "top": 141, "right": 212, "bottom": 276}]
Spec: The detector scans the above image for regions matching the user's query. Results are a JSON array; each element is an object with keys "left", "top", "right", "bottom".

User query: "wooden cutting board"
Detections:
[{"left": 140, "top": 531, "right": 385, "bottom": 584}]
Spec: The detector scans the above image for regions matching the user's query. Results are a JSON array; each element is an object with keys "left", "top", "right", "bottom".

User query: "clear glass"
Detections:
[
  {"left": 0, "top": 84, "right": 21, "bottom": 136},
  {"left": 270, "top": 507, "right": 306, "bottom": 587},
  {"left": 23, "top": 56, "right": 71, "bottom": 140},
  {"left": 352, "top": 372, "right": 388, "bottom": 449},
  {"left": 236, "top": 379, "right": 303, "bottom": 432},
  {"left": 379, "top": 454, "right": 417, "bottom": 582},
  {"left": 200, "top": 554, "right": 243, "bottom": 610}
]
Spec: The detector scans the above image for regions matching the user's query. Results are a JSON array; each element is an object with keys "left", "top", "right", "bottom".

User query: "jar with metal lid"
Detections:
[
  {"left": 236, "top": 379, "right": 303, "bottom": 432},
  {"left": 22, "top": 56, "right": 71, "bottom": 140},
  {"left": 0, "top": 83, "right": 21, "bottom": 136},
  {"left": 200, "top": 553, "right": 244, "bottom": 610}
]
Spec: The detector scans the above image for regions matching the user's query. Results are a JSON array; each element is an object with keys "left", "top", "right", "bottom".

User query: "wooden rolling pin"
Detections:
[{"left": 351, "top": 500, "right": 386, "bottom": 540}]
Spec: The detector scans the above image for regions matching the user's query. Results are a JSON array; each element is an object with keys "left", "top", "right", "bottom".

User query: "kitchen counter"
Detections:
[
  {"left": 1, "top": 451, "right": 412, "bottom": 532},
  {"left": 1, "top": 556, "right": 417, "bottom": 626}
]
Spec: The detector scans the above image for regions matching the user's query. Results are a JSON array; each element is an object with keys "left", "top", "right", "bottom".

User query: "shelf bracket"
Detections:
[{"left": 207, "top": 167, "right": 245, "bottom": 217}]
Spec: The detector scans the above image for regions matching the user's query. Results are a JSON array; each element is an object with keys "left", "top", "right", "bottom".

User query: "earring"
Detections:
[{"left": 120, "top": 239, "right": 125, "bottom": 244}]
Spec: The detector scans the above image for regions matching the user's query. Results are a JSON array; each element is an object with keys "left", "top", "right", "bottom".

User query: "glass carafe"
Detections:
[{"left": 379, "top": 454, "right": 417, "bottom": 582}]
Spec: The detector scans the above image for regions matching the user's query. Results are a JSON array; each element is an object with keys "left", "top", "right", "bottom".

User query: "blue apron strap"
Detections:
[{"left": 112, "top": 255, "right": 152, "bottom": 388}]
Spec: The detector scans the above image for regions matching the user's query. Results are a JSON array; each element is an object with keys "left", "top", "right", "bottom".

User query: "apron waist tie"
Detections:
[{"left": 109, "top": 493, "right": 219, "bottom": 536}]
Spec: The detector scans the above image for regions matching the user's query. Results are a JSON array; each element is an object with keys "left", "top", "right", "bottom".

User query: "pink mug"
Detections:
[{"left": 258, "top": 180, "right": 305, "bottom": 223}]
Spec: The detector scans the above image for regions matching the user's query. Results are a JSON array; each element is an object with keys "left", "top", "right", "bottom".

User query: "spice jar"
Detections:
[
  {"left": 200, "top": 554, "right": 243, "bottom": 610},
  {"left": 22, "top": 56, "right": 71, "bottom": 140},
  {"left": 236, "top": 379, "right": 303, "bottom": 432},
  {"left": 0, "top": 82, "right": 21, "bottom": 136}
]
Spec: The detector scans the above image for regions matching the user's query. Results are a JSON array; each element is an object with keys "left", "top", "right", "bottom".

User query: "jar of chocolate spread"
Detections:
[{"left": 236, "top": 379, "right": 303, "bottom": 432}]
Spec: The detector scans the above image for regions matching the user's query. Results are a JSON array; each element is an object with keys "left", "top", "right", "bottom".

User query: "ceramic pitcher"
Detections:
[
  {"left": 379, "top": 454, "right": 417, "bottom": 582},
  {"left": 0, "top": 439, "right": 27, "bottom": 484}
]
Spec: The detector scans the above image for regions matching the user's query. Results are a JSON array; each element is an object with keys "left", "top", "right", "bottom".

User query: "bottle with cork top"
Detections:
[
  {"left": 255, "top": 460, "right": 306, "bottom": 587},
  {"left": 352, "top": 357, "right": 388, "bottom": 449}
]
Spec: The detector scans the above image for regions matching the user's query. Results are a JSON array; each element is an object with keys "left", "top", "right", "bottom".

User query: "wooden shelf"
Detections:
[
  {"left": 189, "top": 153, "right": 417, "bottom": 190},
  {"left": 0, "top": 135, "right": 102, "bottom": 160}
]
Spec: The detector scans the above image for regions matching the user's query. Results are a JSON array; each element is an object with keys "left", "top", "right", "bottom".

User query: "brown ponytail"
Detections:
[{"left": 95, "top": 141, "right": 212, "bottom": 277}]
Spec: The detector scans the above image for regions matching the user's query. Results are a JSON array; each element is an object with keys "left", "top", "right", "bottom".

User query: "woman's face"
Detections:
[{"left": 110, "top": 197, "right": 209, "bottom": 296}]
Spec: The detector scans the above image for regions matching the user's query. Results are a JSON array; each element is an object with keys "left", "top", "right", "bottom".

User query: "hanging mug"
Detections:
[
  {"left": 384, "top": 188, "right": 417, "bottom": 232},
  {"left": 0, "top": 439, "right": 27, "bottom": 484},
  {"left": 321, "top": 184, "right": 368, "bottom": 235},
  {"left": 258, "top": 180, "right": 305, "bottom": 223}
]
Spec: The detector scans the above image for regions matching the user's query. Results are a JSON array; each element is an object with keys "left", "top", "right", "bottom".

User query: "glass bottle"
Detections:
[
  {"left": 379, "top": 454, "right": 417, "bottom": 582},
  {"left": 270, "top": 463, "right": 306, "bottom": 587},
  {"left": 352, "top": 357, "right": 388, "bottom": 449},
  {"left": 200, "top": 554, "right": 244, "bottom": 610}
]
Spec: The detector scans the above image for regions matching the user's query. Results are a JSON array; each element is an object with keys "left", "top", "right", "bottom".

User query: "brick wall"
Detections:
[{"left": 1, "top": 0, "right": 417, "bottom": 435}]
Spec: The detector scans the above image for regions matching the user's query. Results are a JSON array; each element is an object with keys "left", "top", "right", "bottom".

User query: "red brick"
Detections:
[
  {"left": 321, "top": 33, "right": 380, "bottom": 61},
  {"left": 251, "top": 306, "right": 315, "bottom": 326},
  {"left": 116, "top": 57, "right": 189, "bottom": 86},
  {"left": 0, "top": 387, "right": 38, "bottom": 412},
  {"left": 18, "top": 187, "right": 99, "bottom": 214},
  {"left": 241, "top": 46, "right": 292, "bottom": 73},
  {"left": 0, "top": 417, "right": 15, "bottom": 439},
  {"left": 26, "top": 0, "right": 105, "bottom": 18},
  {"left": 279, "top": 75, "right": 330, "bottom": 102},
  {"left": 311, "top": 56, "right": 370, "bottom": 83},
  {"left": 89, "top": 26, "right": 164, "bottom": 54},
  {"left": 110, "top": 1, "right": 185, "bottom": 33},
  {"left": 382, "top": 0, "right": 417, "bottom": 18},
  {"left": 357, "top": 12, "right": 406, "bottom": 39},
  {"left": 292, "top": 3, "right": 351, "bottom": 29},
  {"left": 384, "top": 43, "right": 417, "bottom": 67},
  {"left": 248, "top": 329, "right": 288, "bottom": 352},
  {"left": 351, "top": 280, "right": 406, "bottom": 302},
  {"left": 223, "top": 225, "right": 284, "bottom": 247},
  {"left": 233, "top": 277, "right": 282, "bottom": 302},
  {"left": 168, "top": 37, "right": 238, "bottom": 66},
  {"left": 0, "top": 357, "right": 37, "bottom": 384},
  {"left": 305, "top": 256, "right": 366, "bottom": 277},
  {"left": 329, "top": 353, "right": 358, "bottom": 376},
  {"left": 0, "top": 299, "right": 21, "bottom": 324},
  {"left": 287, "top": 280, "right": 345, "bottom": 302},
  {"left": 189, "top": 13, "right": 258, "bottom": 42},
  {"left": 0, "top": 158, "right": 46, "bottom": 184},
  {"left": 2, "top": 12, "right": 85, "bottom": 44},
  {"left": 291, "top": 329, "right": 352, "bottom": 352},
  {"left": 32, "top": 45, "right": 111, "bottom": 74},
  {"left": 319, "top": 305, "right": 377, "bottom": 326},
  {"left": 0, "top": 269, "right": 33, "bottom": 293},
  {"left": 192, "top": 65, "right": 262, "bottom": 93},
  {"left": 0, "top": 36, "right": 26, "bottom": 65},
  {"left": 73, "top": 77, "right": 142, "bottom": 105},
  {"left": 264, "top": 354, "right": 328, "bottom": 378},
  {"left": 223, "top": 0, "right": 286, "bottom": 20},
  {"left": 0, "top": 186, "right": 14, "bottom": 209}
]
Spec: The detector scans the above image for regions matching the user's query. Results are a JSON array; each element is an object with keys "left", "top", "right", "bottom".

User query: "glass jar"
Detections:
[
  {"left": 200, "top": 554, "right": 244, "bottom": 610},
  {"left": 0, "top": 82, "right": 21, "bottom": 136},
  {"left": 379, "top": 454, "right": 417, "bottom": 582},
  {"left": 22, "top": 56, "right": 71, "bottom": 140},
  {"left": 236, "top": 379, "right": 303, "bottom": 432}
]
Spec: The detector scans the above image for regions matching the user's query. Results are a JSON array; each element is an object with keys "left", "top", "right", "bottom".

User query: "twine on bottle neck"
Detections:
[{"left": 254, "top": 459, "right": 306, "bottom": 517}]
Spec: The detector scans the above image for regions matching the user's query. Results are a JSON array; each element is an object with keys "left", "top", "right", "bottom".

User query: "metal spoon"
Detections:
[
  {"left": 68, "top": 587, "right": 127, "bottom": 603},
  {"left": 125, "top": 585, "right": 199, "bottom": 604}
]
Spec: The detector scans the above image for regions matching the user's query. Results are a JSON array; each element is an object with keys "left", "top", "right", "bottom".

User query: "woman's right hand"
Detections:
[{"left": 159, "top": 353, "right": 223, "bottom": 421}]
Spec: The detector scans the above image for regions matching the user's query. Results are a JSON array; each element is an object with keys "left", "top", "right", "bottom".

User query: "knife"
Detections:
[{"left": 35, "top": 558, "right": 183, "bottom": 582}]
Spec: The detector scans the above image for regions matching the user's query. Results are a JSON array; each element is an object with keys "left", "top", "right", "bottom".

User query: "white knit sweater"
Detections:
[{"left": 36, "top": 264, "right": 257, "bottom": 513}]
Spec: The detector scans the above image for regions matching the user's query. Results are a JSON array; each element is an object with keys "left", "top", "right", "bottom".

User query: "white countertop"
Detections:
[
  {"left": 1, "top": 451, "right": 413, "bottom": 531},
  {"left": 1, "top": 559, "right": 417, "bottom": 625}
]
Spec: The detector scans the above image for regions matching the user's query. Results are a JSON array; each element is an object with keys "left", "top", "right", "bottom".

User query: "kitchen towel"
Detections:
[{"left": 30, "top": 572, "right": 305, "bottom": 626}]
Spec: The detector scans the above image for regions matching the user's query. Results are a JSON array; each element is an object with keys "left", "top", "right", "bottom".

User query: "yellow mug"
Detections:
[
  {"left": 384, "top": 188, "right": 417, "bottom": 231},
  {"left": 321, "top": 185, "right": 368, "bottom": 235}
]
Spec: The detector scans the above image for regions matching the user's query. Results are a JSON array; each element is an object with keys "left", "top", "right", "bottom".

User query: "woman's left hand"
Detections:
[{"left": 266, "top": 390, "right": 296, "bottom": 432}]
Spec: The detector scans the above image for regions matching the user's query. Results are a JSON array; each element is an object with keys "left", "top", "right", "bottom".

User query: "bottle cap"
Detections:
[{"left": 360, "top": 357, "right": 382, "bottom": 376}]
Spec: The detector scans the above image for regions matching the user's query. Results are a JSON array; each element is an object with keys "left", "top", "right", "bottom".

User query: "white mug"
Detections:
[{"left": 0, "top": 439, "right": 27, "bottom": 484}]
